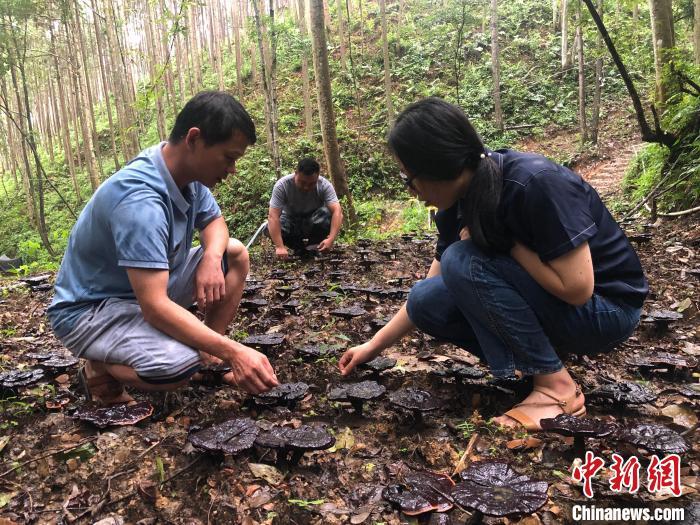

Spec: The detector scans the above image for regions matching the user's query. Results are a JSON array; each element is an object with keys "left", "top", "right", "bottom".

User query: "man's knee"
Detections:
[{"left": 226, "top": 238, "right": 249, "bottom": 274}]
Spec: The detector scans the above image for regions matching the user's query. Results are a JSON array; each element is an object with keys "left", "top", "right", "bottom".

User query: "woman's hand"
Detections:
[
  {"left": 338, "top": 342, "right": 383, "bottom": 376},
  {"left": 459, "top": 226, "right": 470, "bottom": 240}
]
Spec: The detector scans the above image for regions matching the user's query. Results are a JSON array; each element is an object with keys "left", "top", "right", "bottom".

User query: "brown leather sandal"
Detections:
[
  {"left": 78, "top": 366, "right": 134, "bottom": 406},
  {"left": 501, "top": 384, "right": 585, "bottom": 432}
]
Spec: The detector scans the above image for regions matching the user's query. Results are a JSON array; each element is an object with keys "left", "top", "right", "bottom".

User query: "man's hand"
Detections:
[
  {"left": 227, "top": 345, "right": 279, "bottom": 394},
  {"left": 275, "top": 246, "right": 289, "bottom": 258},
  {"left": 194, "top": 253, "right": 226, "bottom": 312},
  {"left": 317, "top": 237, "right": 334, "bottom": 252},
  {"left": 339, "top": 342, "right": 382, "bottom": 376}
]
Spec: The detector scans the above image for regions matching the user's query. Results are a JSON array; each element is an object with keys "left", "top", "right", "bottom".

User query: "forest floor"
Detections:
[{"left": 0, "top": 118, "right": 698, "bottom": 525}]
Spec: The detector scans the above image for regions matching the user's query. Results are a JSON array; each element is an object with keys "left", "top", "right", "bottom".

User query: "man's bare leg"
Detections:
[
  {"left": 205, "top": 238, "right": 249, "bottom": 335},
  {"left": 85, "top": 240, "right": 249, "bottom": 402}
]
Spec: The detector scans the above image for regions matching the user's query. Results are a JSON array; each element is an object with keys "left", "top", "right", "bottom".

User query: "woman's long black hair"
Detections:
[{"left": 388, "top": 97, "right": 512, "bottom": 253}]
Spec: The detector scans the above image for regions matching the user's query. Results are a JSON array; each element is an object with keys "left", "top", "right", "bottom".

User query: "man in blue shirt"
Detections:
[{"left": 48, "top": 91, "right": 279, "bottom": 405}]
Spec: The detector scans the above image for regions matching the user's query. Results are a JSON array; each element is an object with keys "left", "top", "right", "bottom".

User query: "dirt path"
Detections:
[{"left": 577, "top": 140, "right": 644, "bottom": 199}]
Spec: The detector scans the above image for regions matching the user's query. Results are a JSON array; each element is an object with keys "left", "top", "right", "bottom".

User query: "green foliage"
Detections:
[
  {"left": 3, "top": 0, "right": 696, "bottom": 265},
  {"left": 624, "top": 66, "right": 700, "bottom": 212}
]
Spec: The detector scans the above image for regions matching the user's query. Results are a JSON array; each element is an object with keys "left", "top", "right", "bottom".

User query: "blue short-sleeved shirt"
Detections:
[
  {"left": 48, "top": 142, "right": 222, "bottom": 338},
  {"left": 434, "top": 149, "right": 648, "bottom": 307}
]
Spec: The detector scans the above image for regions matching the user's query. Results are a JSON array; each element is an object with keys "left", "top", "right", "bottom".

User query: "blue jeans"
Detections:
[{"left": 406, "top": 241, "right": 642, "bottom": 378}]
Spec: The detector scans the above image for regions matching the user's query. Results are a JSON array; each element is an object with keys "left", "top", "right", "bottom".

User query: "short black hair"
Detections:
[
  {"left": 169, "top": 91, "right": 256, "bottom": 146},
  {"left": 297, "top": 157, "right": 320, "bottom": 176}
]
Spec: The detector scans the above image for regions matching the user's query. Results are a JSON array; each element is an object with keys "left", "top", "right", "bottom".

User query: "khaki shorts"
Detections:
[{"left": 59, "top": 247, "right": 212, "bottom": 384}]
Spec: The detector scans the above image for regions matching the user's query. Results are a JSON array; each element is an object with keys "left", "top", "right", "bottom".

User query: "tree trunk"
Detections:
[
  {"left": 590, "top": 0, "right": 603, "bottom": 144},
  {"left": 233, "top": 0, "right": 244, "bottom": 98},
  {"left": 576, "top": 0, "right": 588, "bottom": 142},
  {"left": 145, "top": 0, "right": 167, "bottom": 139},
  {"left": 379, "top": 0, "right": 394, "bottom": 126},
  {"left": 49, "top": 26, "right": 81, "bottom": 201},
  {"left": 552, "top": 0, "right": 559, "bottom": 30},
  {"left": 694, "top": 0, "right": 700, "bottom": 65},
  {"left": 297, "top": 0, "right": 314, "bottom": 139},
  {"left": 63, "top": 14, "right": 100, "bottom": 192},
  {"left": 336, "top": 0, "right": 347, "bottom": 71},
  {"left": 561, "top": 0, "right": 571, "bottom": 69},
  {"left": 253, "top": 0, "right": 282, "bottom": 178},
  {"left": 90, "top": 0, "right": 120, "bottom": 170},
  {"left": 73, "top": 0, "right": 104, "bottom": 180},
  {"left": 648, "top": 0, "right": 675, "bottom": 106},
  {"left": 1, "top": 72, "right": 35, "bottom": 225},
  {"left": 490, "top": 0, "right": 503, "bottom": 131},
  {"left": 309, "top": 0, "right": 356, "bottom": 221},
  {"left": 1, "top": 77, "right": 20, "bottom": 188}
]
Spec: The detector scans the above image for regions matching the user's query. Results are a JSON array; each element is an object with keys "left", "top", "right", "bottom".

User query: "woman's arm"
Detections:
[
  {"left": 511, "top": 241, "right": 594, "bottom": 306},
  {"left": 338, "top": 259, "right": 441, "bottom": 375}
]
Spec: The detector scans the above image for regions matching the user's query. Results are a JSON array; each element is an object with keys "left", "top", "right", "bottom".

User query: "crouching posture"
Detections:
[
  {"left": 339, "top": 98, "right": 648, "bottom": 430},
  {"left": 48, "top": 91, "right": 279, "bottom": 405},
  {"left": 267, "top": 157, "right": 343, "bottom": 258}
]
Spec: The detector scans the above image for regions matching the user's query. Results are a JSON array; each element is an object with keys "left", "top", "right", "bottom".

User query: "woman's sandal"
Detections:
[
  {"left": 77, "top": 366, "right": 135, "bottom": 406},
  {"left": 501, "top": 384, "right": 585, "bottom": 432}
]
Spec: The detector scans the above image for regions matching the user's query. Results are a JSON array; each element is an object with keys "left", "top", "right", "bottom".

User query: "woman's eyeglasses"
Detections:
[{"left": 399, "top": 171, "right": 417, "bottom": 192}]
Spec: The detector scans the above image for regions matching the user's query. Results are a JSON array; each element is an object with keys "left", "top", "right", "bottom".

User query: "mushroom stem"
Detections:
[
  {"left": 289, "top": 449, "right": 304, "bottom": 466},
  {"left": 464, "top": 510, "right": 484, "bottom": 525},
  {"left": 350, "top": 400, "right": 365, "bottom": 417},
  {"left": 573, "top": 436, "right": 586, "bottom": 459}
]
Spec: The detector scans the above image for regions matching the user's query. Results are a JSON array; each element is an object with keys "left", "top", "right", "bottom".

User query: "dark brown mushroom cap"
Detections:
[
  {"left": 626, "top": 232, "right": 653, "bottom": 243},
  {"left": 329, "top": 271, "right": 348, "bottom": 280},
  {"left": 388, "top": 388, "right": 440, "bottom": 413},
  {"left": 241, "top": 298, "right": 268, "bottom": 308},
  {"left": 330, "top": 306, "right": 368, "bottom": 319},
  {"left": 370, "top": 317, "right": 390, "bottom": 329},
  {"left": 0, "top": 368, "right": 46, "bottom": 389},
  {"left": 189, "top": 418, "right": 259, "bottom": 455},
  {"left": 540, "top": 414, "right": 616, "bottom": 438},
  {"left": 433, "top": 363, "right": 486, "bottom": 380},
  {"left": 268, "top": 269, "right": 292, "bottom": 280},
  {"left": 633, "top": 352, "right": 698, "bottom": 370},
  {"left": 254, "top": 382, "right": 309, "bottom": 406},
  {"left": 318, "top": 291, "right": 340, "bottom": 300},
  {"left": 297, "top": 345, "right": 334, "bottom": 360},
  {"left": 19, "top": 274, "right": 51, "bottom": 286},
  {"left": 328, "top": 380, "right": 386, "bottom": 402},
  {"left": 242, "top": 284, "right": 265, "bottom": 296},
  {"left": 617, "top": 423, "right": 690, "bottom": 455},
  {"left": 359, "top": 356, "right": 396, "bottom": 372},
  {"left": 641, "top": 309, "right": 683, "bottom": 324},
  {"left": 242, "top": 333, "right": 286, "bottom": 347},
  {"left": 39, "top": 355, "right": 80, "bottom": 371},
  {"left": 382, "top": 471, "right": 455, "bottom": 516},
  {"left": 452, "top": 460, "right": 548, "bottom": 518},
  {"left": 662, "top": 383, "right": 700, "bottom": 398},
  {"left": 71, "top": 401, "right": 154, "bottom": 429},
  {"left": 255, "top": 425, "right": 335, "bottom": 451},
  {"left": 588, "top": 381, "right": 657, "bottom": 405},
  {"left": 24, "top": 352, "right": 55, "bottom": 361}
]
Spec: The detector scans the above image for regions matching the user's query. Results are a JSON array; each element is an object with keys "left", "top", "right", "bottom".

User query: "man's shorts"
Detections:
[{"left": 58, "top": 246, "right": 221, "bottom": 384}]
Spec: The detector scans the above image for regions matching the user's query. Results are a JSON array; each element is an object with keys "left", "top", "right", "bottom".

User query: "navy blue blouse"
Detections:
[{"left": 434, "top": 149, "right": 648, "bottom": 308}]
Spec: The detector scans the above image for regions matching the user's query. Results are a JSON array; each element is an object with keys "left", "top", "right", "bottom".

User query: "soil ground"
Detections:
[{"left": 0, "top": 120, "right": 698, "bottom": 525}]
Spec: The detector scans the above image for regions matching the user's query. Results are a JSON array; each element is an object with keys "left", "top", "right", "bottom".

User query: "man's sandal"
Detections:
[
  {"left": 77, "top": 366, "right": 134, "bottom": 406},
  {"left": 501, "top": 384, "right": 585, "bottom": 432}
]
